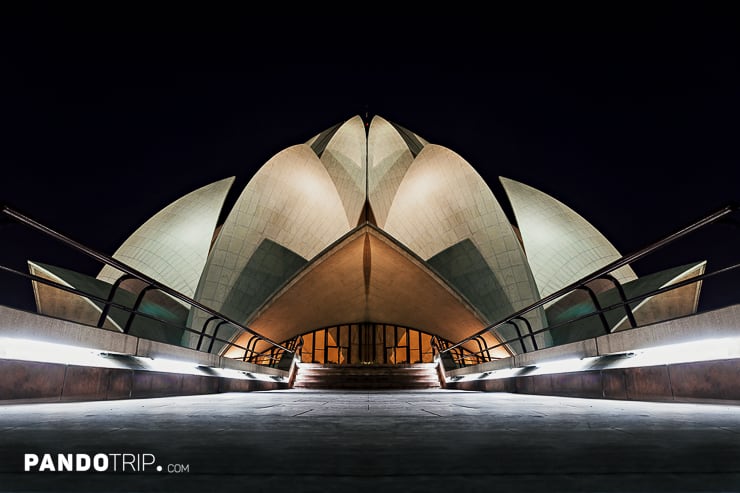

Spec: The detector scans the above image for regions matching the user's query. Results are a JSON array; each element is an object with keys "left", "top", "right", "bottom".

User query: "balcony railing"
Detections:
[
  {"left": 439, "top": 202, "right": 739, "bottom": 369},
  {"left": 1, "top": 204, "right": 294, "bottom": 367}
]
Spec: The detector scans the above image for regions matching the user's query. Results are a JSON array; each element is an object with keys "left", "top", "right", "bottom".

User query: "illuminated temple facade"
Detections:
[{"left": 27, "top": 115, "right": 705, "bottom": 364}]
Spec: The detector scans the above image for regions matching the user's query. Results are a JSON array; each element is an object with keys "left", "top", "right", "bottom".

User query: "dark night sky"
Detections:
[{"left": 1, "top": 6, "right": 739, "bottom": 313}]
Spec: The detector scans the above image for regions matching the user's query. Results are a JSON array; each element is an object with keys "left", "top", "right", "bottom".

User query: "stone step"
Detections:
[
  {"left": 295, "top": 363, "right": 438, "bottom": 368},
  {"left": 293, "top": 380, "right": 439, "bottom": 388},
  {"left": 293, "top": 364, "right": 441, "bottom": 390},
  {"left": 297, "top": 371, "right": 437, "bottom": 377},
  {"left": 296, "top": 379, "right": 440, "bottom": 385},
  {"left": 295, "top": 370, "right": 439, "bottom": 377},
  {"left": 293, "top": 382, "right": 439, "bottom": 390}
]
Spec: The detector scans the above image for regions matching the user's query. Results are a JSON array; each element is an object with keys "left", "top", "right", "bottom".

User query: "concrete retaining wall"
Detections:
[
  {"left": 448, "top": 304, "right": 740, "bottom": 378},
  {"left": 0, "top": 305, "right": 288, "bottom": 376},
  {"left": 0, "top": 306, "right": 290, "bottom": 403},
  {"left": 446, "top": 357, "right": 740, "bottom": 404},
  {"left": 0, "top": 358, "right": 287, "bottom": 404},
  {"left": 446, "top": 305, "right": 740, "bottom": 404}
]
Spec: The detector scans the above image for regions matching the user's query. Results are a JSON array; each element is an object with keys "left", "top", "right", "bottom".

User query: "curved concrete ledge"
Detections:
[
  {"left": 445, "top": 304, "right": 740, "bottom": 404},
  {"left": 595, "top": 303, "right": 740, "bottom": 355},
  {"left": 446, "top": 357, "right": 740, "bottom": 405},
  {"left": 0, "top": 305, "right": 139, "bottom": 355},
  {"left": 0, "top": 358, "right": 288, "bottom": 405},
  {"left": 0, "top": 305, "right": 290, "bottom": 403},
  {"left": 0, "top": 305, "right": 288, "bottom": 377},
  {"left": 448, "top": 304, "right": 740, "bottom": 377}
]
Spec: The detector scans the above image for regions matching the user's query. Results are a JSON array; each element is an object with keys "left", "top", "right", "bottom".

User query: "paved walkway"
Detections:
[{"left": 1, "top": 390, "right": 739, "bottom": 492}]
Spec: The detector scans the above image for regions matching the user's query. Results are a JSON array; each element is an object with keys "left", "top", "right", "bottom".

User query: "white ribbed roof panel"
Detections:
[
  {"left": 192, "top": 144, "right": 351, "bottom": 326},
  {"left": 384, "top": 144, "right": 542, "bottom": 325},
  {"left": 500, "top": 176, "right": 637, "bottom": 298},
  {"left": 368, "top": 115, "right": 416, "bottom": 228},
  {"left": 97, "top": 176, "right": 235, "bottom": 298},
  {"left": 320, "top": 115, "right": 367, "bottom": 225}
]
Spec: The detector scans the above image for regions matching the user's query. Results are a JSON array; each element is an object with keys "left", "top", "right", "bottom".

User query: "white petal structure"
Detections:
[
  {"left": 612, "top": 261, "right": 705, "bottom": 331},
  {"left": 188, "top": 144, "right": 351, "bottom": 343},
  {"left": 97, "top": 177, "right": 235, "bottom": 299},
  {"left": 27, "top": 114, "right": 704, "bottom": 359},
  {"left": 30, "top": 261, "right": 123, "bottom": 332},
  {"left": 500, "top": 176, "right": 638, "bottom": 300},
  {"left": 384, "top": 145, "right": 545, "bottom": 348},
  {"left": 316, "top": 115, "right": 367, "bottom": 225},
  {"left": 368, "top": 115, "right": 419, "bottom": 227}
]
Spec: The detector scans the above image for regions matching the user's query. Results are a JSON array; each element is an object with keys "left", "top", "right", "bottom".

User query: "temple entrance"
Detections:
[{"left": 297, "top": 323, "right": 437, "bottom": 365}]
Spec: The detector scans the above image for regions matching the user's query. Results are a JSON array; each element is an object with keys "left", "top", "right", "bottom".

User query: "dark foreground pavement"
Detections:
[{"left": 0, "top": 390, "right": 739, "bottom": 492}]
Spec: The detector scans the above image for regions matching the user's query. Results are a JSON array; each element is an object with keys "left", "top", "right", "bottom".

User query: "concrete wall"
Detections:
[
  {"left": 0, "top": 305, "right": 287, "bottom": 377},
  {"left": 448, "top": 304, "right": 740, "bottom": 377},
  {"left": 0, "top": 306, "right": 289, "bottom": 403},
  {"left": 446, "top": 358, "right": 740, "bottom": 404},
  {"left": 0, "top": 358, "right": 287, "bottom": 404},
  {"left": 445, "top": 305, "right": 740, "bottom": 404}
]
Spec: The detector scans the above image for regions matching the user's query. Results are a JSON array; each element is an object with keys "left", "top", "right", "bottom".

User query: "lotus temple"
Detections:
[
  {"left": 0, "top": 114, "right": 738, "bottom": 491},
  {"left": 21, "top": 115, "right": 709, "bottom": 364}
]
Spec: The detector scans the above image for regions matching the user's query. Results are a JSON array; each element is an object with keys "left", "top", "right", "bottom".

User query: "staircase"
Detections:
[{"left": 292, "top": 363, "right": 441, "bottom": 390}]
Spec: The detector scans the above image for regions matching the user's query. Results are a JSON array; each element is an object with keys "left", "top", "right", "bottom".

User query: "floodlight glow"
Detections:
[
  {"left": 605, "top": 336, "right": 740, "bottom": 369},
  {"left": 451, "top": 335, "right": 740, "bottom": 382},
  {"left": 0, "top": 337, "right": 289, "bottom": 383},
  {"left": 144, "top": 357, "right": 202, "bottom": 375},
  {"left": 0, "top": 337, "right": 120, "bottom": 368},
  {"left": 526, "top": 357, "right": 585, "bottom": 375}
]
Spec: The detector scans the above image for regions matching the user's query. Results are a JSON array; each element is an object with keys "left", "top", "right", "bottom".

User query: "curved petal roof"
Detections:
[
  {"left": 383, "top": 144, "right": 545, "bottom": 345},
  {"left": 97, "top": 176, "right": 235, "bottom": 299},
  {"left": 500, "top": 176, "right": 637, "bottom": 299},
  {"left": 317, "top": 115, "right": 367, "bottom": 225},
  {"left": 30, "top": 261, "right": 124, "bottom": 332},
  {"left": 368, "top": 115, "right": 418, "bottom": 227},
  {"left": 25, "top": 114, "right": 707, "bottom": 359},
  {"left": 189, "top": 144, "right": 351, "bottom": 339}
]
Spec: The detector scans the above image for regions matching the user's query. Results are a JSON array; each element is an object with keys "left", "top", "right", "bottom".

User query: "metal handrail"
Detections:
[
  {"left": 0, "top": 264, "right": 268, "bottom": 358},
  {"left": 1, "top": 204, "right": 292, "bottom": 355},
  {"left": 446, "top": 261, "right": 740, "bottom": 365},
  {"left": 441, "top": 202, "right": 738, "bottom": 356}
]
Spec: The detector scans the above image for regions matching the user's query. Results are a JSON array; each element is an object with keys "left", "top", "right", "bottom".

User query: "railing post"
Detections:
[
  {"left": 97, "top": 274, "right": 135, "bottom": 328},
  {"left": 599, "top": 274, "right": 638, "bottom": 330},
  {"left": 123, "top": 285, "right": 158, "bottom": 334},
  {"left": 474, "top": 335, "right": 492, "bottom": 363},
  {"left": 207, "top": 321, "right": 230, "bottom": 353},
  {"left": 507, "top": 320, "right": 527, "bottom": 353},
  {"left": 197, "top": 316, "right": 220, "bottom": 351},
  {"left": 242, "top": 336, "right": 257, "bottom": 362},
  {"left": 576, "top": 285, "right": 611, "bottom": 334},
  {"left": 246, "top": 336, "right": 261, "bottom": 363},
  {"left": 514, "top": 316, "right": 538, "bottom": 351}
]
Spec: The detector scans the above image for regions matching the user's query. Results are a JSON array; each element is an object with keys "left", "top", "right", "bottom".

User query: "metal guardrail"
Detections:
[
  {"left": 1, "top": 204, "right": 293, "bottom": 364},
  {"left": 440, "top": 202, "right": 739, "bottom": 366},
  {"left": 2, "top": 202, "right": 737, "bottom": 369}
]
